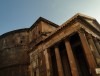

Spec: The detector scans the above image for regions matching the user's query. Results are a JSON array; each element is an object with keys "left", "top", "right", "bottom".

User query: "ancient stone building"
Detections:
[{"left": 0, "top": 13, "right": 100, "bottom": 76}]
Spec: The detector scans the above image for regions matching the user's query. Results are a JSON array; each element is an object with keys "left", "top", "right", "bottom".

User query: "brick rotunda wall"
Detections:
[{"left": 0, "top": 29, "right": 30, "bottom": 76}]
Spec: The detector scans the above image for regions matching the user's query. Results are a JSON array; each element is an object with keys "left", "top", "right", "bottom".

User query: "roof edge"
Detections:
[
  {"left": 0, "top": 28, "right": 29, "bottom": 39},
  {"left": 29, "top": 17, "right": 59, "bottom": 30}
]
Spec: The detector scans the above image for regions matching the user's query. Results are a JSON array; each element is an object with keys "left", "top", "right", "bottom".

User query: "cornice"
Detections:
[{"left": 0, "top": 28, "right": 29, "bottom": 39}]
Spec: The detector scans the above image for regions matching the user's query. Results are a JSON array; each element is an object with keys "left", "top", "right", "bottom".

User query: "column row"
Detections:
[
  {"left": 86, "top": 34, "right": 100, "bottom": 67},
  {"left": 44, "top": 30, "right": 98, "bottom": 76},
  {"left": 44, "top": 39, "right": 79, "bottom": 76}
]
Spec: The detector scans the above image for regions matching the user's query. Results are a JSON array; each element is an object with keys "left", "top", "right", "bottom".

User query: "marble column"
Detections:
[
  {"left": 86, "top": 34, "right": 100, "bottom": 66},
  {"left": 65, "top": 38, "right": 79, "bottom": 76},
  {"left": 87, "top": 34, "right": 99, "bottom": 56},
  {"left": 54, "top": 46, "right": 64, "bottom": 76},
  {"left": 93, "top": 37, "right": 100, "bottom": 67},
  {"left": 78, "top": 30, "right": 97, "bottom": 76},
  {"left": 93, "top": 38, "right": 100, "bottom": 55},
  {"left": 44, "top": 49, "right": 52, "bottom": 76}
]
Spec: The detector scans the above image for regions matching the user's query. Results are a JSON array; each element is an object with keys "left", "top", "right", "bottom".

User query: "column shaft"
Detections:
[
  {"left": 93, "top": 38, "right": 100, "bottom": 55},
  {"left": 86, "top": 34, "right": 100, "bottom": 66},
  {"left": 87, "top": 34, "right": 100, "bottom": 57},
  {"left": 44, "top": 49, "right": 52, "bottom": 76},
  {"left": 54, "top": 46, "right": 64, "bottom": 76},
  {"left": 78, "top": 30, "right": 97, "bottom": 76},
  {"left": 93, "top": 38, "right": 100, "bottom": 67},
  {"left": 65, "top": 39, "right": 79, "bottom": 76}
]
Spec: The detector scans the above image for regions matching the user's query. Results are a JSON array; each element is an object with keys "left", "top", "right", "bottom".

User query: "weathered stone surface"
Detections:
[
  {"left": 0, "top": 13, "right": 100, "bottom": 76},
  {"left": 0, "top": 30, "right": 30, "bottom": 76},
  {"left": 0, "top": 17, "right": 58, "bottom": 76}
]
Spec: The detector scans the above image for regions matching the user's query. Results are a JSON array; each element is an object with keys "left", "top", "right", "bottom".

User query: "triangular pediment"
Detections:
[
  {"left": 59, "top": 13, "right": 100, "bottom": 35},
  {"left": 29, "top": 17, "right": 59, "bottom": 31},
  {"left": 78, "top": 14, "right": 100, "bottom": 32}
]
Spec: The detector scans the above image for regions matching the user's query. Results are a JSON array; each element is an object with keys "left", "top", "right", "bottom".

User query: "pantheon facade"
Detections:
[{"left": 0, "top": 13, "right": 100, "bottom": 76}]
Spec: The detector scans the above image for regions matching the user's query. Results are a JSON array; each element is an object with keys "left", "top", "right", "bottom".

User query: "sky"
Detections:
[{"left": 0, "top": 0, "right": 100, "bottom": 35}]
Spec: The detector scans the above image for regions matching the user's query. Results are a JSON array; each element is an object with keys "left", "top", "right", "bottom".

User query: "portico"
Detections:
[{"left": 29, "top": 13, "right": 100, "bottom": 76}]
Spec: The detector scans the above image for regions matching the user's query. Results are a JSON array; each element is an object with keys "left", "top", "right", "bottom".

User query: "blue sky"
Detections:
[{"left": 0, "top": 0, "right": 100, "bottom": 35}]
